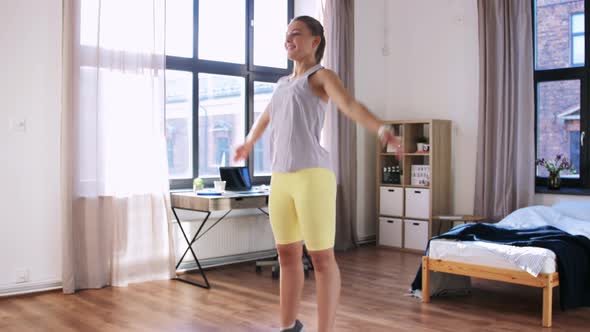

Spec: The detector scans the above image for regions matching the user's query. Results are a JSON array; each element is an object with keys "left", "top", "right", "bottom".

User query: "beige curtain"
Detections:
[
  {"left": 61, "top": 0, "right": 174, "bottom": 294},
  {"left": 321, "top": 0, "right": 358, "bottom": 250},
  {"left": 475, "top": 0, "right": 535, "bottom": 220}
]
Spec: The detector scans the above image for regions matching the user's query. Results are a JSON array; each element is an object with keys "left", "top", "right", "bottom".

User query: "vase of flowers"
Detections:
[
  {"left": 535, "top": 154, "right": 576, "bottom": 190},
  {"left": 547, "top": 171, "right": 561, "bottom": 190}
]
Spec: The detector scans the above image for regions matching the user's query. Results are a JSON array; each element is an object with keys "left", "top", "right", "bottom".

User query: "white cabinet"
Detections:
[
  {"left": 379, "top": 186, "right": 403, "bottom": 217},
  {"left": 405, "top": 188, "right": 430, "bottom": 219},
  {"left": 404, "top": 220, "right": 429, "bottom": 251},
  {"left": 378, "top": 217, "right": 402, "bottom": 247}
]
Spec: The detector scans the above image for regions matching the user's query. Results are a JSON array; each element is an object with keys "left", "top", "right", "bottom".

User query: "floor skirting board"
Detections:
[{"left": 0, "top": 280, "right": 62, "bottom": 297}]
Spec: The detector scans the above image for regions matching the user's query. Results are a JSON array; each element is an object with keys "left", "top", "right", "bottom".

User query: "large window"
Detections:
[
  {"left": 534, "top": 0, "right": 588, "bottom": 189},
  {"left": 165, "top": 0, "right": 293, "bottom": 188}
]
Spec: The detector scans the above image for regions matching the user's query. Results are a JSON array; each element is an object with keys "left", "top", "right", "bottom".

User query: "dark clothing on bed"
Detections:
[{"left": 411, "top": 223, "right": 590, "bottom": 310}]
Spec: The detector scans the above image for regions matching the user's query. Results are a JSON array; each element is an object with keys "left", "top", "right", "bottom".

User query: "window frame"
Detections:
[
  {"left": 166, "top": 0, "right": 294, "bottom": 189},
  {"left": 572, "top": 12, "right": 585, "bottom": 66},
  {"left": 533, "top": 0, "right": 590, "bottom": 191}
]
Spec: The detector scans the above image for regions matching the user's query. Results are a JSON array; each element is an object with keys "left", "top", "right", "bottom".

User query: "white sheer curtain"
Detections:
[{"left": 61, "top": 0, "right": 174, "bottom": 294}]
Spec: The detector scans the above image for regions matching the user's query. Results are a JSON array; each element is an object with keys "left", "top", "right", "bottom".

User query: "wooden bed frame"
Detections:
[{"left": 421, "top": 256, "right": 560, "bottom": 327}]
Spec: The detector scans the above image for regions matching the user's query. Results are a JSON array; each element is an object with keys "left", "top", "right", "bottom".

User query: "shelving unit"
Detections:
[{"left": 376, "top": 120, "right": 452, "bottom": 253}]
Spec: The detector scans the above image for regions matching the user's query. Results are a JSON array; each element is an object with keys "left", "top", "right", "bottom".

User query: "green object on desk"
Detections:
[{"left": 193, "top": 177, "right": 204, "bottom": 191}]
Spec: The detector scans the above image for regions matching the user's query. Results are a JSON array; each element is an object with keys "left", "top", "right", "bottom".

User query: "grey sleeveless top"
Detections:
[{"left": 269, "top": 64, "right": 331, "bottom": 173}]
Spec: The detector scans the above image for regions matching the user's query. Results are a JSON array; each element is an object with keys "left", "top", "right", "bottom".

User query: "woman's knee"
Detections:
[
  {"left": 277, "top": 242, "right": 303, "bottom": 267},
  {"left": 308, "top": 248, "right": 336, "bottom": 273}
]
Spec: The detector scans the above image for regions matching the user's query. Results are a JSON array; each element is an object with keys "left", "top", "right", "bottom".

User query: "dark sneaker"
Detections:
[{"left": 280, "top": 319, "right": 304, "bottom": 332}]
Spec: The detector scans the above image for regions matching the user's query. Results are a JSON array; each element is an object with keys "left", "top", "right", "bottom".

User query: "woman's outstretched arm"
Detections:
[
  {"left": 315, "top": 69, "right": 398, "bottom": 147},
  {"left": 234, "top": 103, "right": 270, "bottom": 161},
  {"left": 246, "top": 104, "right": 270, "bottom": 145}
]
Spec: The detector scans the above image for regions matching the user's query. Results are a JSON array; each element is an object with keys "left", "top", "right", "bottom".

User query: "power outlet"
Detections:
[
  {"left": 15, "top": 269, "right": 29, "bottom": 283},
  {"left": 9, "top": 118, "right": 27, "bottom": 132}
]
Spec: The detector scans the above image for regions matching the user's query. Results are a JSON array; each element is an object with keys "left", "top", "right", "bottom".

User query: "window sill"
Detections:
[{"left": 535, "top": 186, "right": 590, "bottom": 196}]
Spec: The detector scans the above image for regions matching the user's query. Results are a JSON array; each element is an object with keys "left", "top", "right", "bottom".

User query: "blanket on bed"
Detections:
[{"left": 411, "top": 223, "right": 590, "bottom": 310}]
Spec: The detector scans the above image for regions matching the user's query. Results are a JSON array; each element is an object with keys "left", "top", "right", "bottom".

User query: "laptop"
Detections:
[{"left": 219, "top": 166, "right": 264, "bottom": 194}]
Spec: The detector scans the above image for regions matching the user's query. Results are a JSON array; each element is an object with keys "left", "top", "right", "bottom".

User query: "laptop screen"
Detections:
[{"left": 219, "top": 166, "right": 252, "bottom": 191}]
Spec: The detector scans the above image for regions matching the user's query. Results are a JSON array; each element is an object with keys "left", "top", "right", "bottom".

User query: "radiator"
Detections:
[{"left": 172, "top": 208, "right": 276, "bottom": 268}]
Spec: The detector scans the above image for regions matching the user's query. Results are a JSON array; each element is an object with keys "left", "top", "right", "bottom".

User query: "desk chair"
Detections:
[{"left": 255, "top": 247, "right": 314, "bottom": 279}]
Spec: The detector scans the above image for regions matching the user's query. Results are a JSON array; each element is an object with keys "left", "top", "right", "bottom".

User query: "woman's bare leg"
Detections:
[
  {"left": 277, "top": 242, "right": 304, "bottom": 328},
  {"left": 309, "top": 248, "right": 340, "bottom": 332}
]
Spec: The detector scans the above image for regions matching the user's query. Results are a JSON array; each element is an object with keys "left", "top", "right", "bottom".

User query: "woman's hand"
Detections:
[
  {"left": 378, "top": 125, "right": 402, "bottom": 161},
  {"left": 234, "top": 141, "right": 254, "bottom": 162}
]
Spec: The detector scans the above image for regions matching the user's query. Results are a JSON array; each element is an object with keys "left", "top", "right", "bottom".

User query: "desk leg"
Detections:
[
  {"left": 258, "top": 207, "right": 269, "bottom": 216},
  {"left": 173, "top": 207, "right": 211, "bottom": 289}
]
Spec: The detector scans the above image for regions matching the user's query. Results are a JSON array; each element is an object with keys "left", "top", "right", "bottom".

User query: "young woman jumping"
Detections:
[{"left": 234, "top": 15, "right": 398, "bottom": 332}]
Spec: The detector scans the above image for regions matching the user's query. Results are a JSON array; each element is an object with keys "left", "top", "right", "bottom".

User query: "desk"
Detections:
[{"left": 170, "top": 190, "right": 270, "bottom": 289}]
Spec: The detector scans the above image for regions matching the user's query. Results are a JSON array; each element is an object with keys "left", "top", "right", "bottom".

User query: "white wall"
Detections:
[
  {"left": 0, "top": 0, "right": 63, "bottom": 293},
  {"left": 354, "top": 0, "right": 480, "bottom": 239},
  {"left": 354, "top": 0, "right": 388, "bottom": 240}
]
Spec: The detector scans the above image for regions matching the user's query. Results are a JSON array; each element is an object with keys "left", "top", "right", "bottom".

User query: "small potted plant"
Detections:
[
  {"left": 193, "top": 177, "right": 205, "bottom": 192},
  {"left": 536, "top": 154, "right": 577, "bottom": 190},
  {"left": 416, "top": 136, "right": 429, "bottom": 153}
]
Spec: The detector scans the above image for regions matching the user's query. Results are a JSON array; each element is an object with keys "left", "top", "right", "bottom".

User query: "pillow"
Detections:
[{"left": 552, "top": 201, "right": 590, "bottom": 221}]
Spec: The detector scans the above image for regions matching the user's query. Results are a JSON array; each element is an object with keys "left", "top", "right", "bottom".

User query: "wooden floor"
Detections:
[{"left": 1, "top": 246, "right": 589, "bottom": 332}]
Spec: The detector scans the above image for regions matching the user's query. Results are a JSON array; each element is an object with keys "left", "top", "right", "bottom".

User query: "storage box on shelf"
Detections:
[
  {"left": 404, "top": 219, "right": 429, "bottom": 251},
  {"left": 405, "top": 188, "right": 430, "bottom": 219},
  {"left": 379, "top": 217, "right": 402, "bottom": 247},
  {"left": 379, "top": 187, "right": 403, "bottom": 217},
  {"left": 376, "top": 120, "right": 452, "bottom": 253}
]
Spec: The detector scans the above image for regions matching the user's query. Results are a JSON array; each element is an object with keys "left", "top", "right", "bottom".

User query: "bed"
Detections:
[{"left": 417, "top": 202, "right": 590, "bottom": 327}]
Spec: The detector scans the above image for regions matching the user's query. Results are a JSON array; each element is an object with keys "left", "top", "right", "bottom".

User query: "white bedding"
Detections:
[
  {"left": 496, "top": 204, "right": 590, "bottom": 238},
  {"left": 429, "top": 203, "right": 590, "bottom": 277},
  {"left": 429, "top": 239, "right": 556, "bottom": 276}
]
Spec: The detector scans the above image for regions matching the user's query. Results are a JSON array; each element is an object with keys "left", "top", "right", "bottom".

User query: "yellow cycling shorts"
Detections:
[{"left": 268, "top": 167, "right": 337, "bottom": 251}]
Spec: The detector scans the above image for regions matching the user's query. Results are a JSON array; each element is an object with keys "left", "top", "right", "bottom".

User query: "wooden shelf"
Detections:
[
  {"left": 377, "top": 215, "right": 432, "bottom": 222},
  {"left": 401, "top": 217, "right": 431, "bottom": 222},
  {"left": 377, "top": 119, "right": 452, "bottom": 250},
  {"left": 380, "top": 183, "right": 403, "bottom": 187},
  {"left": 404, "top": 153, "right": 430, "bottom": 156},
  {"left": 379, "top": 213, "right": 404, "bottom": 219},
  {"left": 379, "top": 183, "right": 430, "bottom": 189},
  {"left": 405, "top": 185, "right": 430, "bottom": 189},
  {"left": 383, "top": 120, "right": 433, "bottom": 125},
  {"left": 381, "top": 152, "right": 431, "bottom": 156},
  {"left": 380, "top": 184, "right": 431, "bottom": 189}
]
